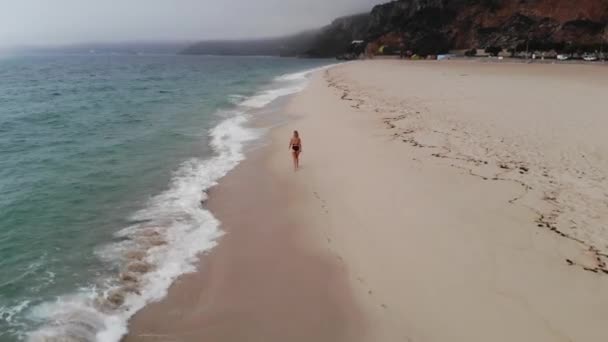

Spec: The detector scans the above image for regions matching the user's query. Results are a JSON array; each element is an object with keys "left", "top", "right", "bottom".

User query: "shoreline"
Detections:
[
  {"left": 123, "top": 104, "right": 367, "bottom": 341},
  {"left": 125, "top": 60, "right": 608, "bottom": 341},
  {"left": 123, "top": 70, "right": 368, "bottom": 342}
]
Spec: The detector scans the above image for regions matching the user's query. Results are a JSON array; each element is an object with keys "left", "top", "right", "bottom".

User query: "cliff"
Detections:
[{"left": 367, "top": 0, "right": 608, "bottom": 54}]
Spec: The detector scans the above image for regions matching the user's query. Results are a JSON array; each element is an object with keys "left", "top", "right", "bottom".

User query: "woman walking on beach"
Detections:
[{"left": 289, "top": 130, "right": 302, "bottom": 171}]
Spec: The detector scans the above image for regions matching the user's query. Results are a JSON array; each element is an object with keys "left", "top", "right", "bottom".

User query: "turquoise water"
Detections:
[{"left": 0, "top": 55, "right": 331, "bottom": 341}]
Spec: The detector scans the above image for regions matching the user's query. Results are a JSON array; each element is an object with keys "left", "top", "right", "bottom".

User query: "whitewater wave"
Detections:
[
  {"left": 274, "top": 64, "right": 335, "bottom": 82},
  {"left": 23, "top": 64, "right": 324, "bottom": 342},
  {"left": 241, "top": 64, "right": 337, "bottom": 109}
]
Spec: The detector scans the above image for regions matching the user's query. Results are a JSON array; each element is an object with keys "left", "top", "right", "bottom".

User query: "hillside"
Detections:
[
  {"left": 180, "top": 14, "right": 370, "bottom": 58},
  {"left": 181, "top": 0, "right": 608, "bottom": 58},
  {"left": 303, "top": 13, "right": 371, "bottom": 57},
  {"left": 367, "top": 0, "right": 608, "bottom": 54}
]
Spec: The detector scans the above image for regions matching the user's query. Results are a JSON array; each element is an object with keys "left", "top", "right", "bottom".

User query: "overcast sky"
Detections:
[{"left": 0, "top": 0, "right": 387, "bottom": 47}]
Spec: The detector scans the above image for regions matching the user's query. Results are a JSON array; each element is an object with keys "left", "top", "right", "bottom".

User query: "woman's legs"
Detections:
[{"left": 292, "top": 151, "right": 298, "bottom": 170}]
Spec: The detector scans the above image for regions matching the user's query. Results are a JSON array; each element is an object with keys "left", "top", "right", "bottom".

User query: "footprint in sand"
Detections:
[{"left": 313, "top": 191, "right": 330, "bottom": 214}]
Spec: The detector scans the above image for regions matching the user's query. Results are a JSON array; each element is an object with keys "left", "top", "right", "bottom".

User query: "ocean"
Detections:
[{"left": 0, "top": 54, "right": 332, "bottom": 341}]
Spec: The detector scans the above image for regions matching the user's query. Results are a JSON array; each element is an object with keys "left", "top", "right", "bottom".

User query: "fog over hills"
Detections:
[{"left": 0, "top": 0, "right": 387, "bottom": 48}]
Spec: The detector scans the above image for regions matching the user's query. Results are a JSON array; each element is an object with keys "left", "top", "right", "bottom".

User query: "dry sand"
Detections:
[{"left": 125, "top": 60, "right": 608, "bottom": 342}]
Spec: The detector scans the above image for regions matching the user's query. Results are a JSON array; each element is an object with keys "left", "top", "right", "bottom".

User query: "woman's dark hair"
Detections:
[{"left": 294, "top": 130, "right": 299, "bottom": 138}]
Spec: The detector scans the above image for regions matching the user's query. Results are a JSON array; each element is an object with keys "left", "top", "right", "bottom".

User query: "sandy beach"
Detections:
[{"left": 125, "top": 60, "right": 608, "bottom": 342}]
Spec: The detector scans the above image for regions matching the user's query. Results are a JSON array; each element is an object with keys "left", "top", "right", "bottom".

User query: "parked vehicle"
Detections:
[
  {"left": 583, "top": 54, "right": 598, "bottom": 61},
  {"left": 557, "top": 54, "right": 569, "bottom": 61}
]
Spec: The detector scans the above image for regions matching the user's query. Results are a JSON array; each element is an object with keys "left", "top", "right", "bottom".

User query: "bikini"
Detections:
[{"left": 292, "top": 145, "right": 300, "bottom": 152}]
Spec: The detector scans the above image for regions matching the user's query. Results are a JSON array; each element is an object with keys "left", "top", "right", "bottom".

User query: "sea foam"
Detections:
[
  {"left": 24, "top": 64, "right": 323, "bottom": 342},
  {"left": 241, "top": 64, "right": 335, "bottom": 109}
]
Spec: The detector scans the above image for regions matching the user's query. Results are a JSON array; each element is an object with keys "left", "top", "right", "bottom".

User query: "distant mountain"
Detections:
[
  {"left": 181, "top": 14, "right": 371, "bottom": 58},
  {"left": 180, "top": 30, "right": 320, "bottom": 57}
]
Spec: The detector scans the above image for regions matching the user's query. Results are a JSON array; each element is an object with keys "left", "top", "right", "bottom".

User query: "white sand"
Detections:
[{"left": 267, "top": 60, "right": 608, "bottom": 342}]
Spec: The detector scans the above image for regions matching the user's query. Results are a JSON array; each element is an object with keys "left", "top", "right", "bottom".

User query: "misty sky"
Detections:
[{"left": 0, "top": 0, "right": 387, "bottom": 47}]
